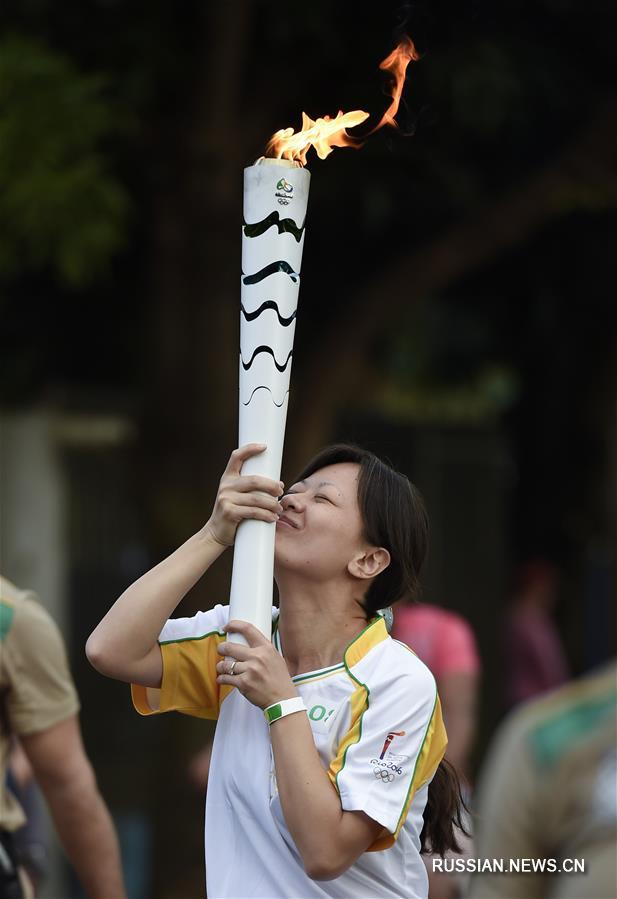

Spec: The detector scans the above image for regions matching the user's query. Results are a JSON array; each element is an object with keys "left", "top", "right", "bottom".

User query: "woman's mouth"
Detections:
[{"left": 277, "top": 515, "right": 298, "bottom": 530}]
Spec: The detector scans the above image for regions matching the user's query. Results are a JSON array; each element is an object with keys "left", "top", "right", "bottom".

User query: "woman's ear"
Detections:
[{"left": 348, "top": 547, "right": 391, "bottom": 580}]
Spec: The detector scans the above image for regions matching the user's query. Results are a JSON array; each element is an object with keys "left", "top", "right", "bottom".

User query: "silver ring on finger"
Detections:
[{"left": 228, "top": 659, "right": 237, "bottom": 676}]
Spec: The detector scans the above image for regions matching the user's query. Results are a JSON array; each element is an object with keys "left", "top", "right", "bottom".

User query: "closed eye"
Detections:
[{"left": 314, "top": 494, "right": 333, "bottom": 503}]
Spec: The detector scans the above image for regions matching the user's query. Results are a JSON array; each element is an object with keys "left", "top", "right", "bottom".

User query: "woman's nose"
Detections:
[{"left": 282, "top": 492, "right": 304, "bottom": 511}]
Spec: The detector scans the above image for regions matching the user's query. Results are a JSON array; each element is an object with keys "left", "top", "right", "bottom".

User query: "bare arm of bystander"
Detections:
[{"left": 20, "top": 716, "right": 127, "bottom": 899}]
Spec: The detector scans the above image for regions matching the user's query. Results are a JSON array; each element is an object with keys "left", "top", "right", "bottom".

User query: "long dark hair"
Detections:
[{"left": 294, "top": 443, "right": 470, "bottom": 856}]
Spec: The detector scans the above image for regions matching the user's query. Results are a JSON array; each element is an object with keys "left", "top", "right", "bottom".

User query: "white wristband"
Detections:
[{"left": 264, "top": 697, "right": 307, "bottom": 726}]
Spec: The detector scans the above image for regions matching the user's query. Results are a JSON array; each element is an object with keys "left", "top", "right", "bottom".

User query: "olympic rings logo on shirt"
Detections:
[
  {"left": 370, "top": 758, "right": 403, "bottom": 776},
  {"left": 374, "top": 768, "right": 395, "bottom": 783}
]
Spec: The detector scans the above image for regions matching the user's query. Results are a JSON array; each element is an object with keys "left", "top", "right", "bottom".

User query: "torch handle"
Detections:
[{"left": 228, "top": 521, "right": 276, "bottom": 643}]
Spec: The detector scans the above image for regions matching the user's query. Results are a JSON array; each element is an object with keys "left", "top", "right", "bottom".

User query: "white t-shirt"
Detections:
[{"left": 132, "top": 605, "right": 447, "bottom": 899}]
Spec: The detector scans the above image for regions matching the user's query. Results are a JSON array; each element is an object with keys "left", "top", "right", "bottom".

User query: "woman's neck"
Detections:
[{"left": 275, "top": 577, "right": 368, "bottom": 678}]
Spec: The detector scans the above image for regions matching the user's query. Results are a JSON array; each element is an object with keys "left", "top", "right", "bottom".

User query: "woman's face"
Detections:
[{"left": 274, "top": 462, "right": 367, "bottom": 581}]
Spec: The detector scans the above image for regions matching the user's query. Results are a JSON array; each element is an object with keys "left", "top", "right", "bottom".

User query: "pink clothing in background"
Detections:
[
  {"left": 392, "top": 603, "right": 481, "bottom": 680},
  {"left": 503, "top": 607, "right": 569, "bottom": 708}
]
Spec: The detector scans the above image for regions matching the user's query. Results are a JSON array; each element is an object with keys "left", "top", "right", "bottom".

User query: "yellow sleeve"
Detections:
[{"left": 132, "top": 629, "right": 233, "bottom": 720}]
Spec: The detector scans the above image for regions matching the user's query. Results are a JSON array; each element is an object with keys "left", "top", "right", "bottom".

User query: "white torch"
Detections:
[
  {"left": 228, "top": 157, "right": 310, "bottom": 639},
  {"left": 227, "top": 37, "right": 419, "bottom": 641}
]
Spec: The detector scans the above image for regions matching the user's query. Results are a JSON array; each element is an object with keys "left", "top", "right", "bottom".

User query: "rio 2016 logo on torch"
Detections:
[{"left": 275, "top": 177, "right": 294, "bottom": 205}]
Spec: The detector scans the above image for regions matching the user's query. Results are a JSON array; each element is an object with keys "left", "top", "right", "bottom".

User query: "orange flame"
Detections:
[
  {"left": 265, "top": 109, "right": 369, "bottom": 166},
  {"left": 372, "top": 35, "right": 419, "bottom": 132},
  {"left": 264, "top": 36, "right": 419, "bottom": 166}
]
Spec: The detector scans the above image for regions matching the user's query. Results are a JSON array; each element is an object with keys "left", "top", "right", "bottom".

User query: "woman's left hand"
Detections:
[{"left": 216, "top": 620, "right": 297, "bottom": 709}]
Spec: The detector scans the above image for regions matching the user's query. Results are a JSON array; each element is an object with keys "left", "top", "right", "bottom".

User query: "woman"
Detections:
[{"left": 87, "top": 443, "right": 464, "bottom": 898}]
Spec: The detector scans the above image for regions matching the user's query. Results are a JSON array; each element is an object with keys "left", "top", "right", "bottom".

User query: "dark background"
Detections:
[{"left": 1, "top": 2, "right": 615, "bottom": 897}]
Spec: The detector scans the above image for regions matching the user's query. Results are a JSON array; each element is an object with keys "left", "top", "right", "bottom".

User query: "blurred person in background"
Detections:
[
  {"left": 392, "top": 602, "right": 481, "bottom": 783},
  {"left": 393, "top": 602, "right": 481, "bottom": 899},
  {"left": 503, "top": 558, "right": 570, "bottom": 711},
  {"left": 466, "top": 658, "right": 617, "bottom": 899},
  {"left": 4, "top": 744, "right": 47, "bottom": 895},
  {"left": 0, "top": 575, "right": 127, "bottom": 899}
]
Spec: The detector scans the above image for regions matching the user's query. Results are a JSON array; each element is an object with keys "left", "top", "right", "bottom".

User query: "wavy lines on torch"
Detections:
[
  {"left": 242, "top": 386, "right": 290, "bottom": 408},
  {"left": 241, "top": 300, "right": 297, "bottom": 327},
  {"left": 240, "top": 346, "right": 293, "bottom": 372},
  {"left": 242, "top": 261, "right": 299, "bottom": 285},
  {"left": 243, "top": 211, "right": 306, "bottom": 243},
  {"left": 242, "top": 231, "right": 305, "bottom": 275}
]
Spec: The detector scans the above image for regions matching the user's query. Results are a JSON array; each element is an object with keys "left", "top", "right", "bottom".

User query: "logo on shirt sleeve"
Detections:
[
  {"left": 370, "top": 730, "right": 409, "bottom": 783},
  {"left": 379, "top": 730, "right": 406, "bottom": 759}
]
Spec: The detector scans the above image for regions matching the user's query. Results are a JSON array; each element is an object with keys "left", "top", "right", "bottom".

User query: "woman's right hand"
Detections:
[{"left": 205, "top": 444, "right": 284, "bottom": 547}]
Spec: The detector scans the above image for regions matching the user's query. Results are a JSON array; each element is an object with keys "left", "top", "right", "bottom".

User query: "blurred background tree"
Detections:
[
  {"left": 1, "top": 1, "right": 615, "bottom": 896},
  {"left": 0, "top": 35, "right": 129, "bottom": 287}
]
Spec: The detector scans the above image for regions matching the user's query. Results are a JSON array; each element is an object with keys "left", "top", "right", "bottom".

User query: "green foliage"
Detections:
[
  {"left": 374, "top": 294, "right": 520, "bottom": 424},
  {"left": 0, "top": 34, "right": 129, "bottom": 287}
]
